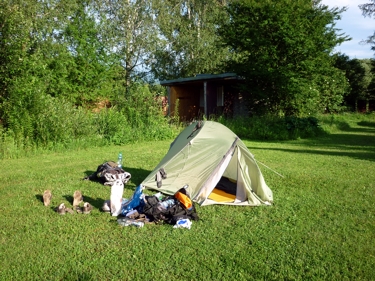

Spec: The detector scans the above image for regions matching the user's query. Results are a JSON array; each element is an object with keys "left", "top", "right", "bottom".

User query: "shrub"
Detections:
[
  {"left": 113, "top": 83, "right": 177, "bottom": 142},
  {"left": 34, "top": 95, "right": 96, "bottom": 146},
  {"left": 0, "top": 84, "right": 179, "bottom": 158}
]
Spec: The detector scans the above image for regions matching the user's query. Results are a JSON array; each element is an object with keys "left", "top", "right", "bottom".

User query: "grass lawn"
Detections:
[{"left": 0, "top": 115, "right": 374, "bottom": 280}]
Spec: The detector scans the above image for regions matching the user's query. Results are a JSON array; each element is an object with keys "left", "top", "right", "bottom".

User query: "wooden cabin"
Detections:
[{"left": 160, "top": 73, "right": 247, "bottom": 121}]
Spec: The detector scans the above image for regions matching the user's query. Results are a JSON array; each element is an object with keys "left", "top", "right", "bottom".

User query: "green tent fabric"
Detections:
[{"left": 141, "top": 121, "right": 273, "bottom": 206}]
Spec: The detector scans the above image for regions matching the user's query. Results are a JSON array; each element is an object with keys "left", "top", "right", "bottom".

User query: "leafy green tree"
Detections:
[
  {"left": 359, "top": 1, "right": 375, "bottom": 111},
  {"left": 0, "top": 0, "right": 55, "bottom": 140},
  {"left": 57, "top": 0, "right": 118, "bottom": 105},
  {"left": 218, "top": 0, "right": 350, "bottom": 116},
  {"left": 94, "top": 0, "right": 160, "bottom": 93},
  {"left": 150, "top": 0, "right": 231, "bottom": 80},
  {"left": 0, "top": 0, "right": 97, "bottom": 140},
  {"left": 363, "top": 59, "right": 375, "bottom": 111},
  {"left": 359, "top": 59, "right": 375, "bottom": 111},
  {"left": 334, "top": 54, "right": 373, "bottom": 111}
]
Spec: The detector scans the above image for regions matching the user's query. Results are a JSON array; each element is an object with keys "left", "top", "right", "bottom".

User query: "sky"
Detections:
[{"left": 321, "top": 0, "right": 374, "bottom": 59}]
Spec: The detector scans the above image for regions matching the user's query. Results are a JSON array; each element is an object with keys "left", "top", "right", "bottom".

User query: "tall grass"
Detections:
[{"left": 0, "top": 84, "right": 179, "bottom": 159}]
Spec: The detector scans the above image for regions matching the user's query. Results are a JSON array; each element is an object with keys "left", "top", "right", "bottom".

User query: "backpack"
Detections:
[
  {"left": 142, "top": 195, "right": 165, "bottom": 224},
  {"left": 84, "top": 161, "right": 131, "bottom": 185},
  {"left": 142, "top": 187, "right": 199, "bottom": 225}
]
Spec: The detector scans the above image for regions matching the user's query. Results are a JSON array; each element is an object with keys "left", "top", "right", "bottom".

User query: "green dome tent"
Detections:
[{"left": 141, "top": 121, "right": 273, "bottom": 206}]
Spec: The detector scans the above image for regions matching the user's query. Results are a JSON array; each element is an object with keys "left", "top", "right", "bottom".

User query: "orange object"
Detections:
[{"left": 175, "top": 192, "right": 193, "bottom": 209}]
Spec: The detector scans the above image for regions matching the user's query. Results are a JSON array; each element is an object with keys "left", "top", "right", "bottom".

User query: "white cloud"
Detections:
[
  {"left": 321, "top": 0, "right": 362, "bottom": 8},
  {"left": 321, "top": 0, "right": 374, "bottom": 58}
]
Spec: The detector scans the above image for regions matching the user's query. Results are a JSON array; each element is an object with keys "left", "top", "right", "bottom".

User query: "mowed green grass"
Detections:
[{"left": 0, "top": 115, "right": 374, "bottom": 280}]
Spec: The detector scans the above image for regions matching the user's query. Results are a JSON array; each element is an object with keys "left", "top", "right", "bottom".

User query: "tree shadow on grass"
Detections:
[
  {"left": 357, "top": 121, "right": 375, "bottom": 128},
  {"left": 251, "top": 134, "right": 375, "bottom": 162},
  {"left": 303, "top": 133, "right": 375, "bottom": 149},
  {"left": 319, "top": 119, "right": 375, "bottom": 134},
  {"left": 310, "top": 120, "right": 375, "bottom": 155},
  {"left": 334, "top": 126, "right": 375, "bottom": 134},
  {"left": 252, "top": 144, "right": 375, "bottom": 162},
  {"left": 249, "top": 121, "right": 375, "bottom": 162}
]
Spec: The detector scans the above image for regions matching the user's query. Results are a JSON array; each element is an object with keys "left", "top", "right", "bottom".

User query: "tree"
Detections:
[
  {"left": 334, "top": 54, "right": 374, "bottom": 111},
  {"left": 218, "top": 0, "right": 350, "bottom": 116},
  {"left": 57, "top": 0, "right": 118, "bottom": 105},
  {"left": 359, "top": 1, "right": 375, "bottom": 111},
  {"left": 0, "top": 0, "right": 110, "bottom": 139},
  {"left": 94, "top": 0, "right": 160, "bottom": 93},
  {"left": 150, "top": 0, "right": 231, "bottom": 80},
  {"left": 0, "top": 0, "right": 68, "bottom": 138}
]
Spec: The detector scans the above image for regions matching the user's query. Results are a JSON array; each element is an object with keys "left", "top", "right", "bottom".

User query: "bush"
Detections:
[
  {"left": 34, "top": 95, "right": 96, "bottom": 146},
  {"left": 284, "top": 116, "right": 322, "bottom": 139},
  {"left": 0, "top": 83, "right": 179, "bottom": 159},
  {"left": 114, "top": 83, "right": 177, "bottom": 142}
]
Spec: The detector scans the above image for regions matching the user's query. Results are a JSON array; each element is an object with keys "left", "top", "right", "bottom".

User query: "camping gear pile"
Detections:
[
  {"left": 86, "top": 162, "right": 199, "bottom": 228},
  {"left": 86, "top": 121, "right": 273, "bottom": 228},
  {"left": 118, "top": 183, "right": 199, "bottom": 227}
]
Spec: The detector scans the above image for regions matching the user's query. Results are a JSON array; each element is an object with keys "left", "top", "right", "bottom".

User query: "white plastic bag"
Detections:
[{"left": 173, "top": 219, "right": 192, "bottom": 230}]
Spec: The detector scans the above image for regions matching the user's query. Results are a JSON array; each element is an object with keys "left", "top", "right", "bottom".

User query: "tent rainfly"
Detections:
[{"left": 141, "top": 121, "right": 273, "bottom": 206}]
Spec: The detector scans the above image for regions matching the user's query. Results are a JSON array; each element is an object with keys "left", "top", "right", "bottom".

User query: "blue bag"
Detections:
[{"left": 121, "top": 185, "right": 145, "bottom": 215}]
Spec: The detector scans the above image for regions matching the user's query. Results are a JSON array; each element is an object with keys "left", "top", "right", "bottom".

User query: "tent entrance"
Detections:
[
  {"left": 219, "top": 146, "right": 248, "bottom": 203},
  {"left": 203, "top": 147, "right": 250, "bottom": 205},
  {"left": 208, "top": 177, "right": 237, "bottom": 202}
]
